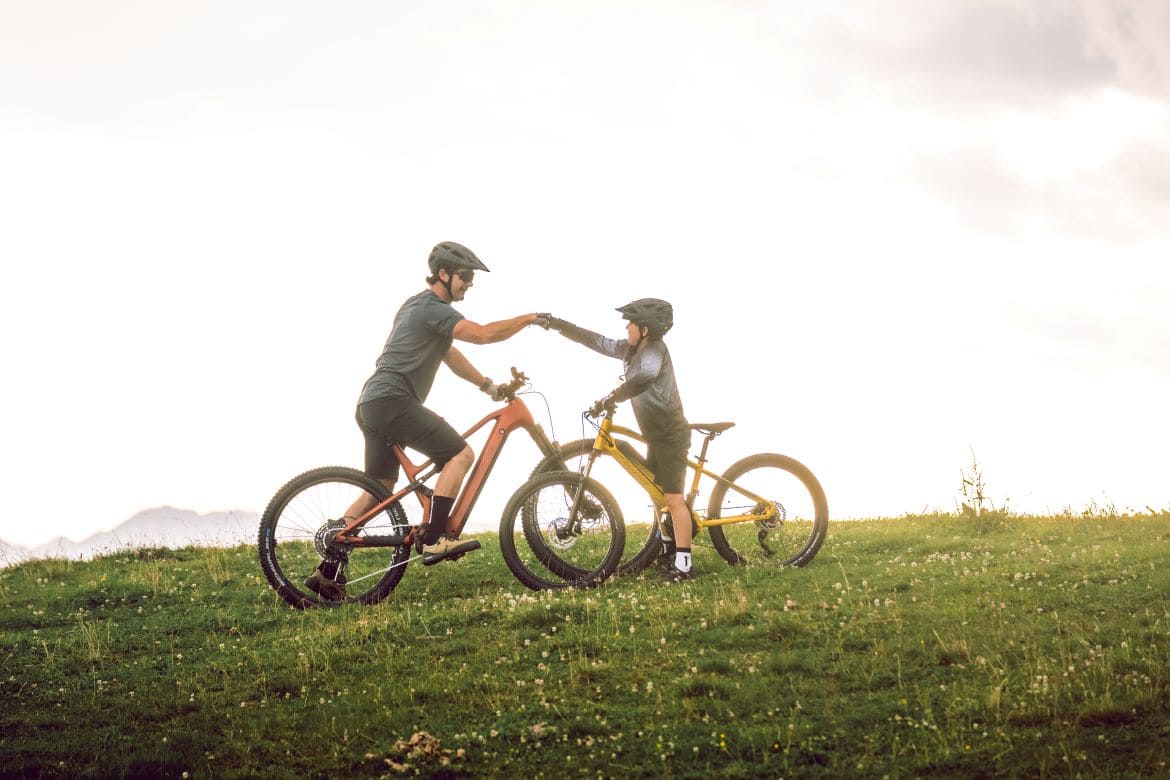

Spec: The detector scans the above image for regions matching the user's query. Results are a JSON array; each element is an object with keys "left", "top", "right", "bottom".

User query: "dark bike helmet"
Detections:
[
  {"left": 616, "top": 298, "right": 674, "bottom": 339},
  {"left": 427, "top": 241, "right": 490, "bottom": 274}
]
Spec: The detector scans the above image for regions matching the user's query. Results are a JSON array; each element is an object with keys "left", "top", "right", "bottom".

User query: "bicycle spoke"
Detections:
[
  {"left": 258, "top": 467, "right": 413, "bottom": 608},
  {"left": 532, "top": 439, "right": 661, "bottom": 576},
  {"left": 707, "top": 454, "right": 828, "bottom": 568},
  {"left": 501, "top": 472, "right": 625, "bottom": 590}
]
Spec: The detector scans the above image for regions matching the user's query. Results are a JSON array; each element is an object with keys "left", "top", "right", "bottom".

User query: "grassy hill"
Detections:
[{"left": 2, "top": 512, "right": 1168, "bottom": 778}]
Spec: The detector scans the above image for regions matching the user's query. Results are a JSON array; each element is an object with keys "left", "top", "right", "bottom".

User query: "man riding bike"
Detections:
[{"left": 306, "top": 241, "right": 540, "bottom": 600}]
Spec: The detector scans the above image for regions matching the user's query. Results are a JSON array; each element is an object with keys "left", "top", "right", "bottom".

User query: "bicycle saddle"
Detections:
[{"left": 691, "top": 422, "right": 736, "bottom": 436}]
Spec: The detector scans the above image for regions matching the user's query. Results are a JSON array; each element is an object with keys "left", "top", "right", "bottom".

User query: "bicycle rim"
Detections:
[
  {"left": 706, "top": 454, "right": 828, "bottom": 567},
  {"left": 258, "top": 466, "right": 411, "bottom": 608},
  {"left": 501, "top": 471, "right": 625, "bottom": 590},
  {"left": 532, "top": 438, "right": 660, "bottom": 576}
]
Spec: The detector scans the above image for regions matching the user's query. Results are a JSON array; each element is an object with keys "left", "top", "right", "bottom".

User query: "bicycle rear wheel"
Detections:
[
  {"left": 531, "top": 439, "right": 661, "bottom": 576},
  {"left": 500, "top": 471, "right": 625, "bottom": 591},
  {"left": 258, "top": 466, "right": 411, "bottom": 608},
  {"left": 706, "top": 454, "right": 828, "bottom": 567}
]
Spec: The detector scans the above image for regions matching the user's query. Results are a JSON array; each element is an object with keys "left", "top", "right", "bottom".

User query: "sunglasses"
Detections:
[{"left": 454, "top": 269, "right": 475, "bottom": 283}]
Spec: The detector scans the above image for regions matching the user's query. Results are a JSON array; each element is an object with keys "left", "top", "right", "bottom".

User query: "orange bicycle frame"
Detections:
[{"left": 334, "top": 395, "right": 553, "bottom": 545}]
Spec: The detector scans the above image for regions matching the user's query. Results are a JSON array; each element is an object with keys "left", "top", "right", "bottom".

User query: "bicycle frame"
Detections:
[
  {"left": 582, "top": 413, "right": 778, "bottom": 528},
  {"left": 333, "top": 394, "right": 558, "bottom": 546}
]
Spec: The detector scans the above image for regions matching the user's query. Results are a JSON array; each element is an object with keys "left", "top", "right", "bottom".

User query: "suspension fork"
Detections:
[
  {"left": 576, "top": 414, "right": 616, "bottom": 482},
  {"left": 544, "top": 415, "right": 613, "bottom": 535}
]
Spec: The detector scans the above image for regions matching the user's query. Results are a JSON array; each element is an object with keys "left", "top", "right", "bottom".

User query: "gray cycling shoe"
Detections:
[{"left": 421, "top": 535, "right": 481, "bottom": 566}]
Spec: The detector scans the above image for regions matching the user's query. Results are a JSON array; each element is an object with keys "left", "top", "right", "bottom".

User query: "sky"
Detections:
[{"left": 2, "top": 0, "right": 1168, "bottom": 548}]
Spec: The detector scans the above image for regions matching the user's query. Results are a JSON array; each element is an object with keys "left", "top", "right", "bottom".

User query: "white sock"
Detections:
[{"left": 674, "top": 550, "right": 692, "bottom": 572}]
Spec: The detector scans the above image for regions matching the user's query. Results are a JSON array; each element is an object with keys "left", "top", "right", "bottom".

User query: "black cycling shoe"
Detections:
[
  {"left": 660, "top": 565, "right": 695, "bottom": 584},
  {"left": 654, "top": 539, "right": 677, "bottom": 574},
  {"left": 421, "top": 535, "right": 481, "bottom": 566},
  {"left": 304, "top": 567, "right": 346, "bottom": 601},
  {"left": 655, "top": 550, "right": 676, "bottom": 574}
]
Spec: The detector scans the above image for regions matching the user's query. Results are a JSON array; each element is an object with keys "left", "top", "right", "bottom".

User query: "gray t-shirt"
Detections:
[{"left": 358, "top": 290, "right": 465, "bottom": 405}]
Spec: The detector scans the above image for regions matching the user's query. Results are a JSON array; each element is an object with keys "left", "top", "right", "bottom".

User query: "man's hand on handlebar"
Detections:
[
  {"left": 479, "top": 377, "right": 509, "bottom": 402},
  {"left": 482, "top": 368, "right": 528, "bottom": 402}
]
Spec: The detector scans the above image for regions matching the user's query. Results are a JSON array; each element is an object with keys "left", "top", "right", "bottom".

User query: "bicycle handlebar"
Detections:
[
  {"left": 498, "top": 367, "right": 529, "bottom": 401},
  {"left": 585, "top": 395, "right": 617, "bottom": 419}
]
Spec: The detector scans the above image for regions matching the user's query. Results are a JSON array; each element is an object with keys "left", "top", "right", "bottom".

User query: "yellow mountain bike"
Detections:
[{"left": 522, "top": 398, "right": 828, "bottom": 578}]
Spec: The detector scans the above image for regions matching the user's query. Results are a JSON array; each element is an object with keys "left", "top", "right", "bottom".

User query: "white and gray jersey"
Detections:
[{"left": 558, "top": 323, "right": 690, "bottom": 444}]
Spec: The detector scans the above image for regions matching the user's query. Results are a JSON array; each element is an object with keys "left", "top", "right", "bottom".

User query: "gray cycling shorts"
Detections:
[
  {"left": 355, "top": 396, "right": 466, "bottom": 482},
  {"left": 646, "top": 438, "right": 689, "bottom": 495}
]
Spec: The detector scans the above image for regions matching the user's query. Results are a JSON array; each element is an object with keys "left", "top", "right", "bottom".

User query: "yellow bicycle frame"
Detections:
[{"left": 581, "top": 414, "right": 779, "bottom": 528}]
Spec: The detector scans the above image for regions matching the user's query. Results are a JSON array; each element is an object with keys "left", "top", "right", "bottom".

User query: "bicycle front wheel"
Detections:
[
  {"left": 530, "top": 438, "right": 661, "bottom": 576},
  {"left": 500, "top": 471, "right": 625, "bottom": 591},
  {"left": 258, "top": 466, "right": 411, "bottom": 608},
  {"left": 706, "top": 454, "right": 828, "bottom": 567}
]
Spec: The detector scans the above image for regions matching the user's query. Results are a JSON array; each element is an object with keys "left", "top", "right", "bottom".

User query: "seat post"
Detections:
[
  {"left": 685, "top": 433, "right": 716, "bottom": 512},
  {"left": 695, "top": 433, "right": 715, "bottom": 470}
]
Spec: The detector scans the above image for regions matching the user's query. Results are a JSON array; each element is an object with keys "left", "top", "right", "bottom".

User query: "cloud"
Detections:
[
  {"left": 912, "top": 131, "right": 1170, "bottom": 241},
  {"left": 893, "top": 23, "right": 1170, "bottom": 242},
  {"left": 1112, "top": 133, "right": 1170, "bottom": 204},
  {"left": 903, "top": 2, "right": 1109, "bottom": 103},
  {"left": 813, "top": 0, "right": 1114, "bottom": 112},
  {"left": 1081, "top": 0, "right": 1170, "bottom": 101},
  {"left": 1008, "top": 301, "right": 1170, "bottom": 378},
  {"left": 805, "top": 0, "right": 1170, "bottom": 119}
]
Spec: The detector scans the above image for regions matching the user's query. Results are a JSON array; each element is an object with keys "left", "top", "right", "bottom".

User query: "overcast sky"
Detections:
[{"left": 2, "top": 1, "right": 1168, "bottom": 548}]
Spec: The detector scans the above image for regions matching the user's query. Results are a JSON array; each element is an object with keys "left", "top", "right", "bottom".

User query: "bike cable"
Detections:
[{"left": 519, "top": 387, "right": 558, "bottom": 445}]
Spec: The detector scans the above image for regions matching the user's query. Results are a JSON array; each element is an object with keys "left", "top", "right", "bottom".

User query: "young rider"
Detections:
[
  {"left": 306, "top": 241, "right": 540, "bottom": 600},
  {"left": 538, "top": 299, "right": 696, "bottom": 582}
]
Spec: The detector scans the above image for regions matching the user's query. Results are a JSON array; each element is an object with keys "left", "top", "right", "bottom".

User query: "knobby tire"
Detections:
[
  {"left": 499, "top": 470, "right": 625, "bottom": 591},
  {"left": 258, "top": 466, "right": 411, "bottom": 609},
  {"left": 706, "top": 453, "right": 828, "bottom": 567}
]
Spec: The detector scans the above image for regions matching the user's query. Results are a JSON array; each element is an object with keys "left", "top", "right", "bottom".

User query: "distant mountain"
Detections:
[{"left": 0, "top": 507, "right": 259, "bottom": 566}]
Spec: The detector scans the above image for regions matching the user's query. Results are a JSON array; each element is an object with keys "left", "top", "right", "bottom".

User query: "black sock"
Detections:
[{"left": 424, "top": 496, "right": 455, "bottom": 544}]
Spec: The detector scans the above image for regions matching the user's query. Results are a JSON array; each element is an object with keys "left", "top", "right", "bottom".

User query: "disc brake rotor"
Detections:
[{"left": 546, "top": 517, "right": 578, "bottom": 550}]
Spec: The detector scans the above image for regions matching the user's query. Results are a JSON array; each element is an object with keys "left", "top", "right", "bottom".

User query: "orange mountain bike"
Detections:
[{"left": 258, "top": 369, "right": 625, "bottom": 608}]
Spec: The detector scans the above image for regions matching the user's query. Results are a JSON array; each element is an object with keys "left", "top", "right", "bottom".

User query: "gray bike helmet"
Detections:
[
  {"left": 616, "top": 298, "right": 674, "bottom": 339},
  {"left": 427, "top": 241, "right": 490, "bottom": 274}
]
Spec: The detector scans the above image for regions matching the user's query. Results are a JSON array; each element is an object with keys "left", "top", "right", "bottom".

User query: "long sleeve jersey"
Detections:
[{"left": 557, "top": 322, "right": 690, "bottom": 444}]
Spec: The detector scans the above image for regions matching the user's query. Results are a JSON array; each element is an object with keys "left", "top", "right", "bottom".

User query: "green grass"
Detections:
[{"left": 2, "top": 512, "right": 1169, "bottom": 778}]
